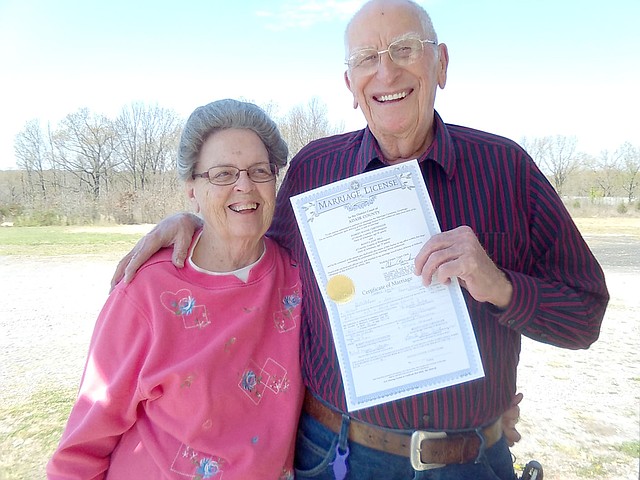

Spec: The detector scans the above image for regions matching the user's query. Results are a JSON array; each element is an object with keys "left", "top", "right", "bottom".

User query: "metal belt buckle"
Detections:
[{"left": 410, "top": 430, "right": 447, "bottom": 471}]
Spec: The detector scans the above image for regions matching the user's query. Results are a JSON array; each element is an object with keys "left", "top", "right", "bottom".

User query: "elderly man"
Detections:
[{"left": 114, "top": 1, "right": 608, "bottom": 478}]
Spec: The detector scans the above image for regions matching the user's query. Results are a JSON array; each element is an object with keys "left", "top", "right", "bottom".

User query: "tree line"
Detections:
[
  {"left": 1, "top": 98, "right": 638, "bottom": 226},
  {"left": 1, "top": 98, "right": 343, "bottom": 225},
  {"left": 520, "top": 135, "right": 640, "bottom": 204}
]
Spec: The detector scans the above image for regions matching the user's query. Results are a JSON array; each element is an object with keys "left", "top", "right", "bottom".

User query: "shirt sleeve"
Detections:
[
  {"left": 494, "top": 159, "right": 609, "bottom": 349},
  {"left": 47, "top": 288, "right": 152, "bottom": 479},
  {"left": 269, "top": 155, "right": 303, "bottom": 254}
]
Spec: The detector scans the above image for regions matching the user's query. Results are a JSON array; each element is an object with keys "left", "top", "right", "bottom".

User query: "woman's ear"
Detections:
[{"left": 185, "top": 181, "right": 200, "bottom": 214}]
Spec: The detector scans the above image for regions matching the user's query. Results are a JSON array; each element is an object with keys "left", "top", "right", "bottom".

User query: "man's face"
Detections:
[{"left": 344, "top": 1, "right": 448, "bottom": 144}]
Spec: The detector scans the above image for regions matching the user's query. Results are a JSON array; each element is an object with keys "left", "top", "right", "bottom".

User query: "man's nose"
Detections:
[{"left": 376, "top": 51, "right": 402, "bottom": 80}]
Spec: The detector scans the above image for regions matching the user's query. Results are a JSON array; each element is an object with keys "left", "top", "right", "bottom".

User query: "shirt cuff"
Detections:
[{"left": 490, "top": 270, "right": 538, "bottom": 330}]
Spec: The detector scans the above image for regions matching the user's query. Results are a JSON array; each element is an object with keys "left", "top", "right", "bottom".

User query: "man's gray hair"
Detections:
[
  {"left": 344, "top": 0, "right": 438, "bottom": 58},
  {"left": 177, "top": 98, "right": 288, "bottom": 181}
]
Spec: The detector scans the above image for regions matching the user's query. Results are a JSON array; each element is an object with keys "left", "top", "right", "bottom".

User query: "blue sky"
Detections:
[{"left": 1, "top": 0, "right": 638, "bottom": 170}]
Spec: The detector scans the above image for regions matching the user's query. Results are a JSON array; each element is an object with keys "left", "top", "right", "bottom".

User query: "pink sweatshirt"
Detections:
[{"left": 48, "top": 236, "right": 303, "bottom": 479}]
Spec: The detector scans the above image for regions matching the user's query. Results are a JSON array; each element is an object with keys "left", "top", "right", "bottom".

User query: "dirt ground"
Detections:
[
  {"left": 0, "top": 224, "right": 638, "bottom": 479},
  {"left": 509, "top": 229, "right": 640, "bottom": 479}
]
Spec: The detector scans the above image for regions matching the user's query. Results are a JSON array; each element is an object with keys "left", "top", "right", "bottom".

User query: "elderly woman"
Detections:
[{"left": 47, "top": 99, "right": 303, "bottom": 480}]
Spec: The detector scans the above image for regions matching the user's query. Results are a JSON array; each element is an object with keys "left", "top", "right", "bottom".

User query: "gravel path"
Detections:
[{"left": 1, "top": 232, "right": 638, "bottom": 479}]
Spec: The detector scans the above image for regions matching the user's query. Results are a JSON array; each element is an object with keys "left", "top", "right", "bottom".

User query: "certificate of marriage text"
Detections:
[{"left": 291, "top": 160, "right": 484, "bottom": 411}]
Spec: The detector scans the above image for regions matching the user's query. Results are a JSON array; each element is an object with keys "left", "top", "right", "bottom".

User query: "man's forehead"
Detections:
[
  {"left": 347, "top": 6, "right": 423, "bottom": 40},
  {"left": 347, "top": 29, "right": 423, "bottom": 51}
]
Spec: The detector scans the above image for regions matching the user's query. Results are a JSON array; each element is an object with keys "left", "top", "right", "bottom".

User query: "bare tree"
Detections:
[
  {"left": 53, "top": 108, "right": 120, "bottom": 202},
  {"left": 590, "top": 150, "right": 620, "bottom": 198},
  {"left": 14, "top": 120, "right": 51, "bottom": 199},
  {"left": 521, "top": 135, "right": 580, "bottom": 196},
  {"left": 115, "top": 102, "right": 181, "bottom": 190},
  {"left": 257, "top": 100, "right": 279, "bottom": 119},
  {"left": 143, "top": 106, "right": 181, "bottom": 176},
  {"left": 278, "top": 97, "right": 344, "bottom": 158},
  {"left": 617, "top": 142, "right": 640, "bottom": 203}
]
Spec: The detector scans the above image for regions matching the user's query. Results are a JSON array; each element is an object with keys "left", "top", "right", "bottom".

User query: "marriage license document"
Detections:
[{"left": 291, "top": 160, "right": 484, "bottom": 411}]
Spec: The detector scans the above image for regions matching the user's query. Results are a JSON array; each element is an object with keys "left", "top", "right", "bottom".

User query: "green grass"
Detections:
[
  {"left": 0, "top": 225, "right": 147, "bottom": 477},
  {"left": 0, "top": 226, "right": 144, "bottom": 256},
  {"left": 575, "top": 455, "right": 614, "bottom": 478},
  {"left": 0, "top": 388, "right": 76, "bottom": 480},
  {"left": 1, "top": 218, "right": 636, "bottom": 257},
  {"left": 615, "top": 440, "right": 640, "bottom": 458}
]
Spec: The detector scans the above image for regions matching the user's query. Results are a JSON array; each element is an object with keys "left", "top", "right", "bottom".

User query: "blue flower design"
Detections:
[
  {"left": 241, "top": 370, "right": 258, "bottom": 392},
  {"left": 196, "top": 457, "right": 220, "bottom": 478},
  {"left": 282, "top": 294, "right": 301, "bottom": 311},
  {"left": 178, "top": 296, "right": 196, "bottom": 315}
]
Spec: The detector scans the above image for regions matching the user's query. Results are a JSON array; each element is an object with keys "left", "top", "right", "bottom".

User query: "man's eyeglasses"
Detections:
[
  {"left": 192, "top": 163, "right": 279, "bottom": 186},
  {"left": 346, "top": 37, "right": 437, "bottom": 73}
]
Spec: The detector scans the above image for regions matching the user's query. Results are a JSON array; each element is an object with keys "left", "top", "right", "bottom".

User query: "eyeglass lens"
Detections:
[
  {"left": 206, "top": 164, "right": 277, "bottom": 185},
  {"left": 348, "top": 37, "right": 432, "bottom": 70}
]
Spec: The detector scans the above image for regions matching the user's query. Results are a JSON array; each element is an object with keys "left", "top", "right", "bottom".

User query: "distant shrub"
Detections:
[
  {"left": 15, "top": 210, "right": 63, "bottom": 227},
  {"left": 0, "top": 203, "right": 24, "bottom": 220},
  {"left": 616, "top": 203, "right": 628, "bottom": 214}
]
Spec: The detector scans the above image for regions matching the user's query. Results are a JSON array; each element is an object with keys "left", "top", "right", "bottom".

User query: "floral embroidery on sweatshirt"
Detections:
[
  {"left": 239, "top": 358, "right": 289, "bottom": 404},
  {"left": 279, "top": 468, "right": 295, "bottom": 480},
  {"left": 170, "top": 444, "right": 225, "bottom": 479},
  {"left": 160, "top": 288, "right": 210, "bottom": 329},
  {"left": 273, "top": 284, "right": 301, "bottom": 333}
]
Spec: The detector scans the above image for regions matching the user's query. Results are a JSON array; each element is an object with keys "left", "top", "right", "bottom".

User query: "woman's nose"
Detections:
[{"left": 233, "top": 170, "right": 255, "bottom": 191}]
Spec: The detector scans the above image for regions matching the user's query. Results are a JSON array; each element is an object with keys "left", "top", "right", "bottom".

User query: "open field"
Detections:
[{"left": 0, "top": 218, "right": 639, "bottom": 479}]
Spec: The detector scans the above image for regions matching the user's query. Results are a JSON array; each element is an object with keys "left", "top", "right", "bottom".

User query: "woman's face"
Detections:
[{"left": 186, "top": 128, "right": 276, "bottom": 245}]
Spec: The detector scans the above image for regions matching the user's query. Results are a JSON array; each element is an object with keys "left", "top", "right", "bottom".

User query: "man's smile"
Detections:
[{"left": 375, "top": 91, "right": 409, "bottom": 102}]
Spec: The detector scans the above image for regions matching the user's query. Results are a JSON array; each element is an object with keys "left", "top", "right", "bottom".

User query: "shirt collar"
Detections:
[{"left": 357, "top": 110, "right": 457, "bottom": 179}]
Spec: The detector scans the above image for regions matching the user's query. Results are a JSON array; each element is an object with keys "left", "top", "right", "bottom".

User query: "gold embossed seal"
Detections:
[{"left": 326, "top": 275, "right": 356, "bottom": 304}]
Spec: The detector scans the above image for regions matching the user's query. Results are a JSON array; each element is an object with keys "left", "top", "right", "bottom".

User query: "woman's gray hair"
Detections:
[{"left": 177, "top": 98, "right": 288, "bottom": 181}]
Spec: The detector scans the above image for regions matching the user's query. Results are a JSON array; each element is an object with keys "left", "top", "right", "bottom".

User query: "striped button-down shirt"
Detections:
[{"left": 268, "top": 111, "right": 609, "bottom": 430}]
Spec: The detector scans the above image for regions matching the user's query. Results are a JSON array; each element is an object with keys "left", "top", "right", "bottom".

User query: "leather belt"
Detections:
[{"left": 303, "top": 390, "right": 503, "bottom": 470}]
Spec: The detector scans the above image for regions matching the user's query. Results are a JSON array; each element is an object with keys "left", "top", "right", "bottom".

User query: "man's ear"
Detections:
[
  {"left": 436, "top": 43, "right": 449, "bottom": 89},
  {"left": 344, "top": 70, "right": 359, "bottom": 109}
]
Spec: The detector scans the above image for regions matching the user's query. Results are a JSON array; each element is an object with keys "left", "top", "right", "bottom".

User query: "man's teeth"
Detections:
[
  {"left": 230, "top": 203, "right": 258, "bottom": 212},
  {"left": 379, "top": 92, "right": 407, "bottom": 102}
]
